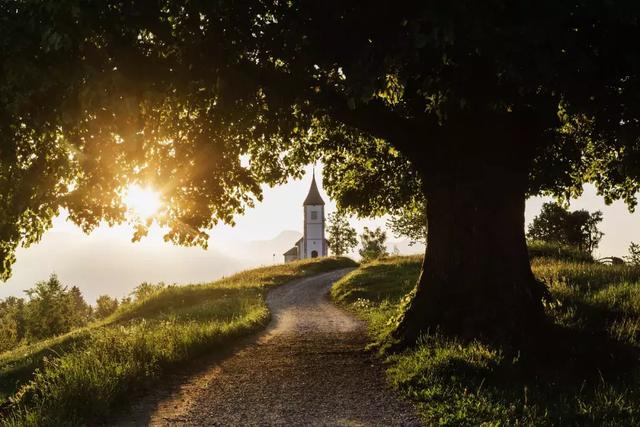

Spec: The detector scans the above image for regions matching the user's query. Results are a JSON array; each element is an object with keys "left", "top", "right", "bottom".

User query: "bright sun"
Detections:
[{"left": 123, "top": 185, "right": 162, "bottom": 219}]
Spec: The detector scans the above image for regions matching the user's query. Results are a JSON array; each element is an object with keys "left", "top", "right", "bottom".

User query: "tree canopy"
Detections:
[{"left": 4, "top": 1, "right": 640, "bottom": 343}]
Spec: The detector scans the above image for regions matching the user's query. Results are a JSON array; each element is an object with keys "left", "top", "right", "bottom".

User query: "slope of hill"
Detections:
[
  {"left": 332, "top": 256, "right": 640, "bottom": 426},
  {"left": 0, "top": 257, "right": 356, "bottom": 426}
]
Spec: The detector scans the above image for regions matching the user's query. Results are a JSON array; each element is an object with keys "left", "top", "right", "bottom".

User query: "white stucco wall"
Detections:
[
  {"left": 306, "top": 223, "right": 323, "bottom": 239},
  {"left": 302, "top": 205, "right": 325, "bottom": 258}
]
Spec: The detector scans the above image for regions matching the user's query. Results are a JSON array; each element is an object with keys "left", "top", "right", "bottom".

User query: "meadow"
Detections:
[
  {"left": 332, "top": 251, "right": 640, "bottom": 426},
  {"left": 0, "top": 257, "right": 355, "bottom": 426}
]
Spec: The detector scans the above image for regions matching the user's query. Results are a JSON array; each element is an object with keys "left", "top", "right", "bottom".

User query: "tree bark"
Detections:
[{"left": 393, "top": 116, "right": 549, "bottom": 347}]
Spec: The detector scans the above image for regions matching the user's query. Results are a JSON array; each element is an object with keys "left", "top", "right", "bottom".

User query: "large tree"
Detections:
[{"left": 3, "top": 1, "right": 640, "bottom": 345}]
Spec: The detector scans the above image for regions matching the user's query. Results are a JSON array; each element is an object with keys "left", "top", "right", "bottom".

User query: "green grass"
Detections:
[
  {"left": 527, "top": 240, "right": 594, "bottom": 263},
  {"left": 333, "top": 256, "right": 640, "bottom": 426},
  {"left": 0, "top": 256, "right": 356, "bottom": 426},
  {"left": 331, "top": 255, "right": 421, "bottom": 344}
]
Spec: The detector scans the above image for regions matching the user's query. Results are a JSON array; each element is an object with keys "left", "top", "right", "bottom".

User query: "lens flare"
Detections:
[{"left": 123, "top": 185, "right": 162, "bottom": 219}]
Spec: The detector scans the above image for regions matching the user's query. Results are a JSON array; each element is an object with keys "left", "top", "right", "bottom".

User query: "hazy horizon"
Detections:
[{"left": 2, "top": 163, "right": 639, "bottom": 304}]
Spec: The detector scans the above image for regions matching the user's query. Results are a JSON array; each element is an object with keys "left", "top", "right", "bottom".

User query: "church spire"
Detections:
[{"left": 303, "top": 170, "right": 325, "bottom": 206}]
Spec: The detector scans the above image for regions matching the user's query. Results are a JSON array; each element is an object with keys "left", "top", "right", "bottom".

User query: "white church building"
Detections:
[{"left": 283, "top": 174, "right": 329, "bottom": 263}]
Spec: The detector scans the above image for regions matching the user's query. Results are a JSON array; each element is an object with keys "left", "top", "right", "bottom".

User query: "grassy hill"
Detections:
[
  {"left": 0, "top": 257, "right": 355, "bottom": 426},
  {"left": 333, "top": 255, "right": 640, "bottom": 426}
]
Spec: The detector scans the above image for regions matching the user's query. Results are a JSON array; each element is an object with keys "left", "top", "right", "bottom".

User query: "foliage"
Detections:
[
  {"left": 386, "top": 198, "right": 426, "bottom": 246},
  {"left": 0, "top": 257, "right": 356, "bottom": 425},
  {"left": 4, "top": 2, "right": 640, "bottom": 281},
  {"left": 0, "top": 276, "right": 95, "bottom": 353},
  {"left": 22, "top": 276, "right": 91, "bottom": 341},
  {"left": 320, "top": 138, "right": 423, "bottom": 218},
  {"left": 93, "top": 295, "right": 119, "bottom": 320},
  {"left": 358, "top": 227, "right": 388, "bottom": 262},
  {"left": 625, "top": 242, "right": 640, "bottom": 266},
  {"left": 333, "top": 256, "right": 640, "bottom": 426},
  {"left": 528, "top": 202, "right": 604, "bottom": 252},
  {"left": 66, "top": 287, "right": 92, "bottom": 328},
  {"left": 326, "top": 211, "right": 357, "bottom": 256},
  {"left": 0, "top": 298, "right": 25, "bottom": 353},
  {"left": 130, "top": 282, "right": 167, "bottom": 302},
  {"left": 6, "top": 2, "right": 640, "bottom": 343},
  {"left": 527, "top": 240, "right": 594, "bottom": 263}
]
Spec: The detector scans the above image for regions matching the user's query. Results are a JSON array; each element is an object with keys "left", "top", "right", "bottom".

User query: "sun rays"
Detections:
[{"left": 123, "top": 184, "right": 162, "bottom": 220}]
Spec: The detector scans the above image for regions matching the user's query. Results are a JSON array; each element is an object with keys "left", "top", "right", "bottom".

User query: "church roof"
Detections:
[
  {"left": 283, "top": 246, "right": 298, "bottom": 256},
  {"left": 303, "top": 174, "right": 325, "bottom": 206}
]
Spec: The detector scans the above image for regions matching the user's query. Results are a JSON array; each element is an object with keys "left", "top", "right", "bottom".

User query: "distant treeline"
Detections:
[{"left": 0, "top": 275, "right": 164, "bottom": 353}]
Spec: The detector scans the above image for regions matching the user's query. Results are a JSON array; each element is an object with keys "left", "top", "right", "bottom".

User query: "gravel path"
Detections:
[{"left": 114, "top": 268, "right": 423, "bottom": 426}]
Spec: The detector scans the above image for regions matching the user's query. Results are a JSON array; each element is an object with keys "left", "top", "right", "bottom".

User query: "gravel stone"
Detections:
[{"left": 113, "top": 268, "right": 423, "bottom": 426}]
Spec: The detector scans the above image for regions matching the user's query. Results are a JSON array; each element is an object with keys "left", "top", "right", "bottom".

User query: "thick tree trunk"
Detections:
[{"left": 393, "top": 118, "right": 548, "bottom": 347}]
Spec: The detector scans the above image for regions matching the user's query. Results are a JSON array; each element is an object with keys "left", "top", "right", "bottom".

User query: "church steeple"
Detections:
[
  {"left": 283, "top": 170, "right": 328, "bottom": 262},
  {"left": 303, "top": 172, "right": 325, "bottom": 206}
]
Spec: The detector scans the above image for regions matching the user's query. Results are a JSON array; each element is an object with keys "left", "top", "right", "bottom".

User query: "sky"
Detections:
[{"left": 1, "top": 163, "right": 639, "bottom": 304}]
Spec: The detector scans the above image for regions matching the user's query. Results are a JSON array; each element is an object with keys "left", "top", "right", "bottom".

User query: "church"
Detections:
[{"left": 283, "top": 174, "right": 329, "bottom": 262}]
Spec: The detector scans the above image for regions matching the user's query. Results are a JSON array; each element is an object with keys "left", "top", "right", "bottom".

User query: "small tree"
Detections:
[
  {"left": 22, "top": 275, "right": 92, "bottom": 340},
  {"left": 67, "top": 286, "right": 92, "bottom": 328},
  {"left": 23, "top": 275, "right": 71, "bottom": 339},
  {"left": 94, "top": 295, "right": 119, "bottom": 319},
  {"left": 527, "top": 203, "right": 604, "bottom": 253},
  {"left": 625, "top": 242, "right": 640, "bottom": 266},
  {"left": 0, "top": 297, "right": 25, "bottom": 352},
  {"left": 326, "top": 211, "right": 358, "bottom": 256},
  {"left": 359, "top": 227, "right": 388, "bottom": 261}
]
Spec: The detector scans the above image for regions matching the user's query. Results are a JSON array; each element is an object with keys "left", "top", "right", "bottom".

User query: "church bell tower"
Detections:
[{"left": 302, "top": 173, "right": 327, "bottom": 258}]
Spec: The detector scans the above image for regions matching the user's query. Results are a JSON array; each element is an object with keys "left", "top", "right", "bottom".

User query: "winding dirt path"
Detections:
[{"left": 115, "top": 268, "right": 422, "bottom": 426}]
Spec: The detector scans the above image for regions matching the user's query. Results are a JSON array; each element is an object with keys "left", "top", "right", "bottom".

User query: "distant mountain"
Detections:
[
  {"left": 1, "top": 230, "right": 247, "bottom": 303},
  {"left": 223, "top": 230, "right": 303, "bottom": 265},
  {"left": 1, "top": 227, "right": 423, "bottom": 305},
  {"left": 387, "top": 240, "right": 425, "bottom": 256}
]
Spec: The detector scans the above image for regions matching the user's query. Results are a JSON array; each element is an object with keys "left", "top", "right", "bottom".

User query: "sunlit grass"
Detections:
[
  {"left": 333, "top": 255, "right": 640, "bottom": 426},
  {"left": 0, "top": 256, "right": 356, "bottom": 426}
]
